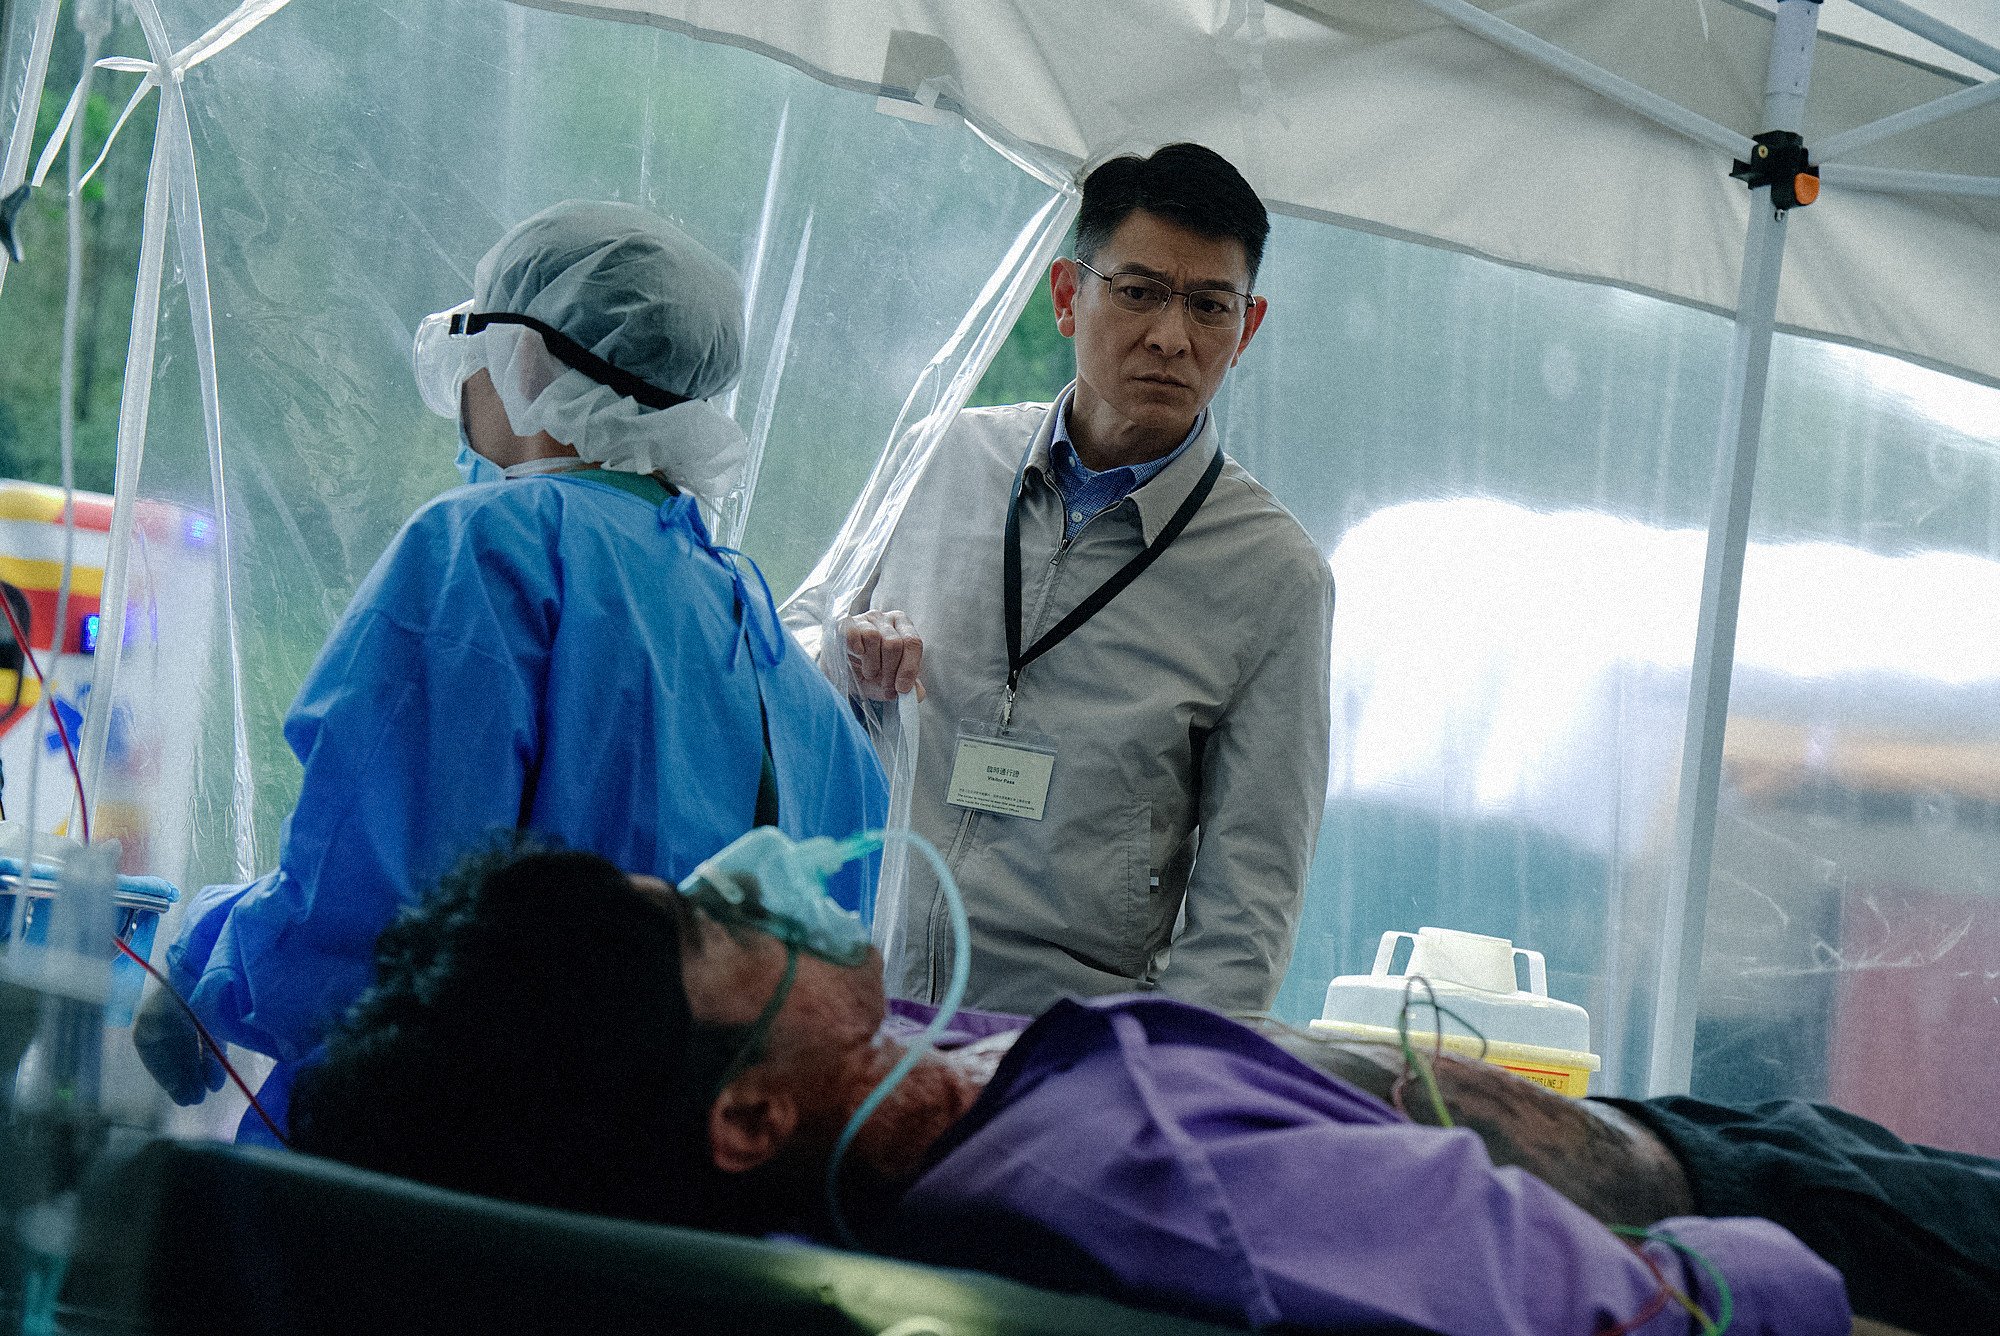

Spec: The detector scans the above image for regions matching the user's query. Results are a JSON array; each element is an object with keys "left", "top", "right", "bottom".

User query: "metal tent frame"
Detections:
[{"left": 1380, "top": 0, "right": 1998, "bottom": 1093}]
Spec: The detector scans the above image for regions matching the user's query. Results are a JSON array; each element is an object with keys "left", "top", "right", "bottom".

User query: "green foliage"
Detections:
[
  {"left": 969, "top": 277, "right": 1073, "bottom": 408},
  {"left": 29, "top": 82, "right": 118, "bottom": 203},
  {"left": 0, "top": 67, "right": 153, "bottom": 495}
]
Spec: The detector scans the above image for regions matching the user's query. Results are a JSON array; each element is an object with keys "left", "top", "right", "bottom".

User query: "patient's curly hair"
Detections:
[{"left": 290, "top": 839, "right": 752, "bottom": 1228}]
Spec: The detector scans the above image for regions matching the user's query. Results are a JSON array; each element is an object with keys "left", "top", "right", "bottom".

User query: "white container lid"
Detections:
[{"left": 1319, "top": 927, "right": 1593, "bottom": 1056}]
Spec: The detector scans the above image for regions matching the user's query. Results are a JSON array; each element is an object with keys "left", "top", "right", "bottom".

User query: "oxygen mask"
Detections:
[
  {"left": 678, "top": 827, "right": 876, "bottom": 968},
  {"left": 676, "top": 824, "right": 968, "bottom": 1246}
]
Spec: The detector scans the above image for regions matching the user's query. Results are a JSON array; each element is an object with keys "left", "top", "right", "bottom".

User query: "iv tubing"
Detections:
[{"left": 824, "top": 827, "right": 968, "bottom": 1247}]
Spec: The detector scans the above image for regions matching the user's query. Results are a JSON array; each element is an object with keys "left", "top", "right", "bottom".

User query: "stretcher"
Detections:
[{"left": 62, "top": 1138, "right": 1269, "bottom": 1336}]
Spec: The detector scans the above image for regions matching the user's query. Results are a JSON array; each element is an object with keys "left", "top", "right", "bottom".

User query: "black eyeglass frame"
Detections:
[{"left": 1072, "top": 258, "right": 1257, "bottom": 330}]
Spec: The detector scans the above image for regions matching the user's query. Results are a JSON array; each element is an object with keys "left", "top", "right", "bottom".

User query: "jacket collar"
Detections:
[{"left": 1024, "top": 382, "right": 1223, "bottom": 546}]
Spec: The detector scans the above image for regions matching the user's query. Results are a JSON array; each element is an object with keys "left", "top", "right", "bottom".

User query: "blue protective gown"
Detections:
[{"left": 167, "top": 471, "right": 886, "bottom": 1136}]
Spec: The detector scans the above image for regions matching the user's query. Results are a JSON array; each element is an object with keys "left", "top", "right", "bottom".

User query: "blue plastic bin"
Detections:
[{"left": 0, "top": 856, "right": 179, "bottom": 1025}]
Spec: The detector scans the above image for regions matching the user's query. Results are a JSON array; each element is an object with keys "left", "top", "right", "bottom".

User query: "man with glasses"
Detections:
[{"left": 789, "top": 143, "right": 1332, "bottom": 1016}]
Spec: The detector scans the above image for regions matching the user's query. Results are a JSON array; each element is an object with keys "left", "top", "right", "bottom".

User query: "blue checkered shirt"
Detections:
[{"left": 1048, "top": 390, "right": 1205, "bottom": 542}]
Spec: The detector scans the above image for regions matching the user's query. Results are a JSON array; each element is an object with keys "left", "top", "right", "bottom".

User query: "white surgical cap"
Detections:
[
  {"left": 474, "top": 200, "right": 744, "bottom": 402},
  {"left": 419, "top": 200, "right": 749, "bottom": 503}
]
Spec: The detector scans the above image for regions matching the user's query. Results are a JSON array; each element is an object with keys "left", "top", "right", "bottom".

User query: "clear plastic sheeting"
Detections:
[
  {"left": 91, "top": 0, "right": 1071, "bottom": 907},
  {"left": 3, "top": 0, "right": 1997, "bottom": 1163},
  {"left": 1243, "top": 215, "right": 1726, "bottom": 1075},
  {"left": 777, "top": 148, "right": 1077, "bottom": 942},
  {"left": 1690, "top": 343, "right": 2000, "bottom": 1158},
  {"left": 0, "top": 0, "right": 63, "bottom": 300},
  {"left": 1243, "top": 206, "right": 2000, "bottom": 1149}
]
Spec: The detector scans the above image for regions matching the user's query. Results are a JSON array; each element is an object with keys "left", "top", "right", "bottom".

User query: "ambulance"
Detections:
[{"left": 0, "top": 479, "right": 218, "bottom": 879}]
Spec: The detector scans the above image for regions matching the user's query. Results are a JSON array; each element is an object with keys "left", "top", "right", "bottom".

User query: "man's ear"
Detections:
[
  {"left": 708, "top": 1074, "right": 800, "bottom": 1174},
  {"left": 1050, "top": 258, "right": 1078, "bottom": 339},
  {"left": 1231, "top": 294, "right": 1269, "bottom": 367}
]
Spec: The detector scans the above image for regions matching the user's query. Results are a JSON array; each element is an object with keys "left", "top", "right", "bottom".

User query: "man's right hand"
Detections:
[
  {"left": 839, "top": 610, "right": 924, "bottom": 701},
  {"left": 133, "top": 982, "right": 225, "bottom": 1106}
]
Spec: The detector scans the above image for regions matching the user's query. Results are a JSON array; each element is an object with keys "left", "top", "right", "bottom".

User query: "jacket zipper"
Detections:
[
  {"left": 922, "top": 494, "right": 1102, "bottom": 999},
  {"left": 929, "top": 808, "right": 976, "bottom": 1002}
]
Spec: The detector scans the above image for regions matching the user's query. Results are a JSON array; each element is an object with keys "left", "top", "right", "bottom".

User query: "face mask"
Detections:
[
  {"left": 454, "top": 428, "right": 504, "bottom": 486},
  {"left": 677, "top": 825, "right": 969, "bottom": 1247},
  {"left": 500, "top": 456, "right": 592, "bottom": 481},
  {"left": 416, "top": 298, "right": 746, "bottom": 506}
]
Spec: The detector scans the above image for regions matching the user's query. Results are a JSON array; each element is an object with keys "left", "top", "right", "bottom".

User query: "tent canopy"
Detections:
[{"left": 521, "top": 0, "right": 2000, "bottom": 388}]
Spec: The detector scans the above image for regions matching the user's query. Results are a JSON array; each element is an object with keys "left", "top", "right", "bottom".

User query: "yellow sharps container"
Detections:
[{"left": 1310, "top": 927, "right": 1602, "bottom": 1096}]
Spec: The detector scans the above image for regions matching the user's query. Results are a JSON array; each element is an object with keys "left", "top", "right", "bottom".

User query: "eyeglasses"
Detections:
[{"left": 1074, "top": 259, "right": 1253, "bottom": 330}]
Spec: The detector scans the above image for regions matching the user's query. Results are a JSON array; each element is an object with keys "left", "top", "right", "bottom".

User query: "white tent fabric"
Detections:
[
  {"left": 1816, "top": 0, "right": 2000, "bottom": 78},
  {"left": 516, "top": 0, "right": 2000, "bottom": 390}
]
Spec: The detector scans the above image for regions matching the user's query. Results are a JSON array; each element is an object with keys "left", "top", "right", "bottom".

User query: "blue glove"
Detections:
[{"left": 133, "top": 983, "right": 224, "bottom": 1105}]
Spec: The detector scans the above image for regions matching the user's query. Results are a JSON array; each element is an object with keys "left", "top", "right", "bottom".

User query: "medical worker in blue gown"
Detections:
[{"left": 133, "top": 200, "right": 889, "bottom": 1139}]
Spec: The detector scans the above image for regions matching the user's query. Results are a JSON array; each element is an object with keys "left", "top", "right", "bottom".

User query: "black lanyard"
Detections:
[{"left": 1001, "top": 445, "right": 1224, "bottom": 726}]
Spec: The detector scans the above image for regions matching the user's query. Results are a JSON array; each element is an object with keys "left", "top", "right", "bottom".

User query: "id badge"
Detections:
[{"left": 946, "top": 721, "right": 1057, "bottom": 821}]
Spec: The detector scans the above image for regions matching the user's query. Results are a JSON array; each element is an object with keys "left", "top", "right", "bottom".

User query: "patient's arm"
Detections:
[{"left": 1244, "top": 1021, "right": 1694, "bottom": 1227}]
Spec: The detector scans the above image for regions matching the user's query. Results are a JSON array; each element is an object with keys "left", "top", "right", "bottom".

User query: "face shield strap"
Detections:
[
  {"left": 451, "top": 311, "right": 689, "bottom": 411},
  {"left": 708, "top": 942, "right": 799, "bottom": 1097}
]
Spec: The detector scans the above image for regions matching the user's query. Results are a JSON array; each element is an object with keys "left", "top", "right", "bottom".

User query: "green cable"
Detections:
[
  {"left": 1395, "top": 1018, "right": 1453, "bottom": 1127},
  {"left": 1390, "top": 980, "right": 1729, "bottom": 1334},
  {"left": 1395, "top": 976, "right": 1491, "bottom": 1129},
  {"left": 1611, "top": 1225, "right": 1733, "bottom": 1335}
]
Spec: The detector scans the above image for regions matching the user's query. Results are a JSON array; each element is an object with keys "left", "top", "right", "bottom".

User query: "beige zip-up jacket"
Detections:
[{"left": 785, "top": 395, "right": 1333, "bottom": 1014}]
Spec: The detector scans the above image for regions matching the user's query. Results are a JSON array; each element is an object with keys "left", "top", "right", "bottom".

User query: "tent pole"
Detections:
[
  {"left": 1820, "top": 162, "right": 2000, "bottom": 197},
  {"left": 1817, "top": 75, "right": 2000, "bottom": 162},
  {"left": 1405, "top": 0, "right": 1754, "bottom": 158},
  {"left": 1846, "top": 0, "right": 2000, "bottom": 76},
  {"left": 1645, "top": 0, "right": 1822, "bottom": 1097}
]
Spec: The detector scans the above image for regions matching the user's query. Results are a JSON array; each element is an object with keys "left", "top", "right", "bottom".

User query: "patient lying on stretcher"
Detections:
[{"left": 288, "top": 844, "right": 1992, "bottom": 1336}]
